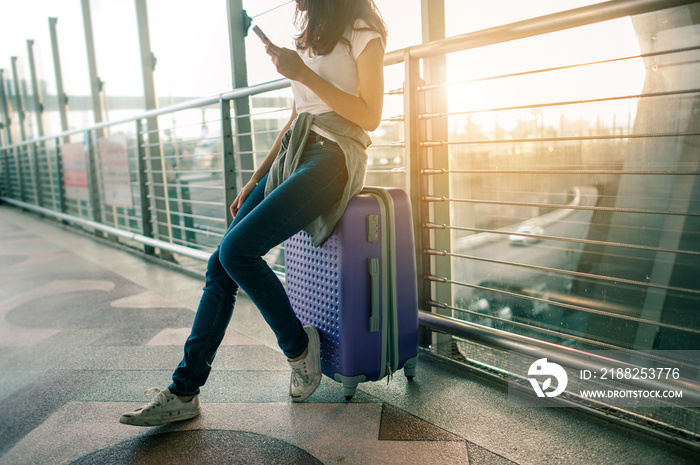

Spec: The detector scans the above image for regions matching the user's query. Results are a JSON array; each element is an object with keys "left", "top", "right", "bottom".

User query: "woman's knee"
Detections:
[
  {"left": 218, "top": 231, "right": 257, "bottom": 275},
  {"left": 203, "top": 248, "right": 238, "bottom": 292},
  {"left": 206, "top": 248, "right": 226, "bottom": 274}
]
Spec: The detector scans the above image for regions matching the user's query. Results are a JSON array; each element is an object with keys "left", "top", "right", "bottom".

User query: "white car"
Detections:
[{"left": 509, "top": 225, "right": 544, "bottom": 245}]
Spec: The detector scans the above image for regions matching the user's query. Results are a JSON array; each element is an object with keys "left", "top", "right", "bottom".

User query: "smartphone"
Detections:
[{"left": 252, "top": 25, "right": 270, "bottom": 43}]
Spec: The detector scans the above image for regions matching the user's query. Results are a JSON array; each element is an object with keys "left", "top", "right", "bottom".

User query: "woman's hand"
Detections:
[
  {"left": 229, "top": 179, "right": 258, "bottom": 218},
  {"left": 229, "top": 105, "right": 296, "bottom": 219},
  {"left": 265, "top": 43, "right": 309, "bottom": 82}
]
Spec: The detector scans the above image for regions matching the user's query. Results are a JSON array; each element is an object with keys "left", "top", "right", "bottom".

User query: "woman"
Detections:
[{"left": 120, "top": 0, "right": 387, "bottom": 426}]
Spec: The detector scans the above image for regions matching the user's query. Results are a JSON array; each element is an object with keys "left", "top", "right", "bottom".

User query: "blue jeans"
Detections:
[{"left": 169, "top": 132, "right": 348, "bottom": 396}]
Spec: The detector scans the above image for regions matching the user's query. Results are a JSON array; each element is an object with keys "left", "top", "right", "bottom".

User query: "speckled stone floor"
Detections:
[{"left": 1, "top": 204, "right": 698, "bottom": 465}]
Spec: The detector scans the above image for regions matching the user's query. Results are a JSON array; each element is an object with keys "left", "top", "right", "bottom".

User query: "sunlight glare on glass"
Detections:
[{"left": 442, "top": 2, "right": 646, "bottom": 134}]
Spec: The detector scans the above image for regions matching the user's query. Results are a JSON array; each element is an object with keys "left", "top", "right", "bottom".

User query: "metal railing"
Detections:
[
  {"left": 392, "top": 0, "right": 700, "bottom": 447},
  {"left": 1, "top": 0, "right": 699, "bottom": 448}
]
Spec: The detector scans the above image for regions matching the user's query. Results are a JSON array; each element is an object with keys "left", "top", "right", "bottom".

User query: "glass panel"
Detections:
[
  {"left": 30, "top": 38, "right": 61, "bottom": 137},
  {"left": 1, "top": 1, "right": 89, "bottom": 135},
  {"left": 49, "top": 3, "right": 94, "bottom": 131},
  {"left": 442, "top": 7, "right": 700, "bottom": 352},
  {"left": 378, "top": 0, "right": 424, "bottom": 51},
  {"left": 243, "top": 0, "right": 298, "bottom": 84},
  {"left": 147, "top": 0, "right": 232, "bottom": 98},
  {"left": 91, "top": 0, "right": 145, "bottom": 121},
  {"left": 6, "top": 59, "right": 28, "bottom": 140}
]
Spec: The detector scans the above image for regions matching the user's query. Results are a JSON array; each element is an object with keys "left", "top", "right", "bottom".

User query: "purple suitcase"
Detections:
[{"left": 284, "top": 187, "right": 418, "bottom": 400}]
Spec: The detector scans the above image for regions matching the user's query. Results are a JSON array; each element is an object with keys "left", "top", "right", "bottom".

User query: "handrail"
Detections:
[
  {"left": 384, "top": 0, "right": 698, "bottom": 64},
  {"left": 0, "top": 197, "right": 212, "bottom": 262},
  {"left": 0, "top": 78, "right": 291, "bottom": 151},
  {"left": 418, "top": 311, "right": 700, "bottom": 406}
]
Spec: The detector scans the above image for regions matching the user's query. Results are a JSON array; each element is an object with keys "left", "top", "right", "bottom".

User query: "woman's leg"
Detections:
[
  {"left": 170, "top": 134, "right": 347, "bottom": 395},
  {"left": 217, "top": 137, "right": 348, "bottom": 358},
  {"left": 168, "top": 179, "right": 268, "bottom": 397}
]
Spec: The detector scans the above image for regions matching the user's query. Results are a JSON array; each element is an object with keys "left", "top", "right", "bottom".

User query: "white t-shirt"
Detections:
[{"left": 291, "top": 20, "right": 385, "bottom": 139}]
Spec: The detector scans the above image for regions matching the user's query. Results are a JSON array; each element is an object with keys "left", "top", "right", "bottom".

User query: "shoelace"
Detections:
[
  {"left": 290, "top": 360, "right": 310, "bottom": 388},
  {"left": 141, "top": 388, "right": 171, "bottom": 410}
]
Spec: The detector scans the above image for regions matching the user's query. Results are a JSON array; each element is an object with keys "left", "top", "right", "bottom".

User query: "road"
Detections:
[{"left": 451, "top": 186, "right": 599, "bottom": 345}]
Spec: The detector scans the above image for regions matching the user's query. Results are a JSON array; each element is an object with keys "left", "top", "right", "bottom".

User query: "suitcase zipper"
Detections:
[{"left": 362, "top": 187, "right": 402, "bottom": 383}]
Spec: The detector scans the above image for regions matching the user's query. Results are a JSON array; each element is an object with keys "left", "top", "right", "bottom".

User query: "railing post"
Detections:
[
  {"left": 9, "top": 57, "right": 27, "bottom": 142},
  {"left": 0, "top": 70, "right": 12, "bottom": 198},
  {"left": 178, "top": 179, "right": 196, "bottom": 244},
  {"left": 28, "top": 142, "right": 42, "bottom": 206},
  {"left": 0, "top": 69, "right": 13, "bottom": 147},
  {"left": 12, "top": 147, "right": 25, "bottom": 202},
  {"left": 49, "top": 18, "right": 70, "bottom": 135},
  {"left": 48, "top": 18, "right": 70, "bottom": 212},
  {"left": 55, "top": 137, "right": 67, "bottom": 214},
  {"left": 226, "top": 0, "right": 255, "bottom": 198},
  {"left": 10, "top": 58, "right": 27, "bottom": 203},
  {"left": 221, "top": 97, "right": 237, "bottom": 227},
  {"left": 404, "top": 51, "right": 429, "bottom": 337},
  {"left": 420, "top": 0, "right": 453, "bottom": 354},
  {"left": 80, "top": 0, "right": 105, "bottom": 131},
  {"left": 134, "top": 0, "right": 176, "bottom": 258},
  {"left": 85, "top": 130, "right": 103, "bottom": 226},
  {"left": 136, "top": 119, "right": 155, "bottom": 255},
  {"left": 1, "top": 148, "right": 11, "bottom": 198},
  {"left": 26, "top": 40, "right": 45, "bottom": 207},
  {"left": 26, "top": 40, "right": 45, "bottom": 139}
]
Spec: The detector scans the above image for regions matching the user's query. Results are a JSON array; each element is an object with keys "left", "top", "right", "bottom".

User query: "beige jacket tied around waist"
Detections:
[{"left": 264, "top": 111, "right": 372, "bottom": 247}]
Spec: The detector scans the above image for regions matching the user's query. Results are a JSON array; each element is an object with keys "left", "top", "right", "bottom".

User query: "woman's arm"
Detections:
[
  {"left": 266, "top": 38, "right": 385, "bottom": 131},
  {"left": 229, "top": 105, "right": 298, "bottom": 218}
]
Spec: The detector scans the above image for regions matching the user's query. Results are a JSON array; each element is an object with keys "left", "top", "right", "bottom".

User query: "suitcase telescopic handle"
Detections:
[{"left": 368, "top": 257, "right": 380, "bottom": 332}]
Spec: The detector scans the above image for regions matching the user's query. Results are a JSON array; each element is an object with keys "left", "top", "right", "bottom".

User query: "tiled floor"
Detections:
[{"left": 1, "top": 204, "right": 698, "bottom": 465}]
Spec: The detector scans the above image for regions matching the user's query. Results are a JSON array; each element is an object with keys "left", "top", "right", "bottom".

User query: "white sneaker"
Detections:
[
  {"left": 119, "top": 388, "right": 201, "bottom": 426},
  {"left": 289, "top": 326, "right": 322, "bottom": 402}
]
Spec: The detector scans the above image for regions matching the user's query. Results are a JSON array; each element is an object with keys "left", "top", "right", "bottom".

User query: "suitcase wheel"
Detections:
[
  {"left": 404, "top": 357, "right": 418, "bottom": 381},
  {"left": 342, "top": 384, "right": 357, "bottom": 401}
]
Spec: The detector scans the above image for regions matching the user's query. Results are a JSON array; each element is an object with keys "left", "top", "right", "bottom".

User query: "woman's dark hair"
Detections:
[{"left": 294, "top": 0, "right": 387, "bottom": 56}]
